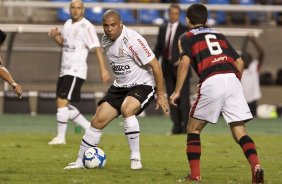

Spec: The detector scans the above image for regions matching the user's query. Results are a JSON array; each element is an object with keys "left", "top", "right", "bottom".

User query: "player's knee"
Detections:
[
  {"left": 188, "top": 124, "right": 203, "bottom": 134},
  {"left": 91, "top": 114, "right": 106, "bottom": 129},
  {"left": 68, "top": 105, "right": 80, "bottom": 120},
  {"left": 120, "top": 107, "right": 136, "bottom": 117},
  {"left": 56, "top": 107, "right": 69, "bottom": 122}
]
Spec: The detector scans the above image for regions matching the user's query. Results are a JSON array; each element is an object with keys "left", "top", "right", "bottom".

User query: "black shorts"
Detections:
[
  {"left": 98, "top": 84, "right": 156, "bottom": 115},
  {"left": 56, "top": 75, "right": 84, "bottom": 102}
]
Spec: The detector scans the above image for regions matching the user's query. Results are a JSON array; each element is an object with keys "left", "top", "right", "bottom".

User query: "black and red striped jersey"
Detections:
[{"left": 179, "top": 26, "right": 240, "bottom": 83}]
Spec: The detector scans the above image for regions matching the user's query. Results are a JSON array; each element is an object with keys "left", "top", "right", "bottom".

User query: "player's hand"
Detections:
[
  {"left": 156, "top": 94, "right": 169, "bottom": 115},
  {"left": 11, "top": 83, "right": 22, "bottom": 99},
  {"left": 169, "top": 91, "right": 179, "bottom": 107},
  {"left": 100, "top": 70, "right": 111, "bottom": 85},
  {"left": 48, "top": 27, "right": 60, "bottom": 38}
]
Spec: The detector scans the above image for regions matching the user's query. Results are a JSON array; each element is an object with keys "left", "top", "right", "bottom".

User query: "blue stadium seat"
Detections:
[
  {"left": 101, "top": 0, "right": 136, "bottom": 24},
  {"left": 207, "top": 0, "right": 230, "bottom": 25},
  {"left": 57, "top": 8, "right": 71, "bottom": 22},
  {"left": 139, "top": 9, "right": 163, "bottom": 25},
  {"left": 180, "top": 11, "right": 187, "bottom": 25},
  {"left": 102, "top": 0, "right": 124, "bottom": 2},
  {"left": 118, "top": 9, "right": 136, "bottom": 24},
  {"left": 84, "top": 0, "right": 104, "bottom": 23},
  {"left": 239, "top": 0, "right": 258, "bottom": 23},
  {"left": 239, "top": 0, "right": 255, "bottom": 4},
  {"left": 51, "top": 0, "right": 71, "bottom": 22},
  {"left": 178, "top": 0, "right": 201, "bottom": 3}
]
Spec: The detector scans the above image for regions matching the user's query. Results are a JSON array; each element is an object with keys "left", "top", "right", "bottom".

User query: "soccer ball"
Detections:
[{"left": 82, "top": 147, "right": 106, "bottom": 169}]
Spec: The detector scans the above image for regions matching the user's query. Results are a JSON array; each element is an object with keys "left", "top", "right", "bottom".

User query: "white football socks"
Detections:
[
  {"left": 56, "top": 107, "right": 69, "bottom": 140},
  {"left": 68, "top": 105, "right": 90, "bottom": 130},
  {"left": 124, "top": 115, "right": 141, "bottom": 160},
  {"left": 76, "top": 126, "right": 102, "bottom": 165}
]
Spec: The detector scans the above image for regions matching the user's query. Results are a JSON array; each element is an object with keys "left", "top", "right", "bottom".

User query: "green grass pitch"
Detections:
[{"left": 0, "top": 114, "right": 281, "bottom": 184}]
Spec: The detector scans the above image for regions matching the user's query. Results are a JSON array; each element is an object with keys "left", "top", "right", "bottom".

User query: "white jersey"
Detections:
[
  {"left": 60, "top": 18, "right": 101, "bottom": 79},
  {"left": 241, "top": 60, "right": 262, "bottom": 102},
  {"left": 102, "top": 26, "right": 155, "bottom": 88}
]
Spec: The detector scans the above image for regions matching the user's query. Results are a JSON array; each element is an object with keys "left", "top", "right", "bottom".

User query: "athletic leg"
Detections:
[
  {"left": 185, "top": 117, "right": 207, "bottom": 181},
  {"left": 68, "top": 104, "right": 90, "bottom": 130},
  {"left": 48, "top": 97, "right": 69, "bottom": 145},
  {"left": 72, "top": 102, "right": 118, "bottom": 166},
  {"left": 121, "top": 96, "right": 143, "bottom": 169},
  {"left": 230, "top": 122, "right": 264, "bottom": 184}
]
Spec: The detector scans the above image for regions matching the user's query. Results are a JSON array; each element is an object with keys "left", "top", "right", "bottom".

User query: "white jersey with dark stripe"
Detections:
[
  {"left": 60, "top": 18, "right": 100, "bottom": 80},
  {"left": 102, "top": 26, "right": 156, "bottom": 88}
]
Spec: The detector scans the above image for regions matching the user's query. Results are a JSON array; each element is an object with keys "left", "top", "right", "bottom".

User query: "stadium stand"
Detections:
[
  {"left": 52, "top": 0, "right": 71, "bottom": 22},
  {"left": 1, "top": 1, "right": 282, "bottom": 114},
  {"left": 139, "top": 9, "right": 163, "bottom": 25},
  {"left": 178, "top": 0, "right": 202, "bottom": 3},
  {"left": 102, "top": 0, "right": 136, "bottom": 24},
  {"left": 37, "top": 91, "right": 96, "bottom": 114},
  {"left": 238, "top": 0, "right": 259, "bottom": 24},
  {"left": 208, "top": 0, "right": 230, "bottom": 25},
  {"left": 84, "top": 0, "right": 104, "bottom": 23},
  {"left": 3, "top": 91, "right": 30, "bottom": 114},
  {"left": 118, "top": 9, "right": 136, "bottom": 24}
]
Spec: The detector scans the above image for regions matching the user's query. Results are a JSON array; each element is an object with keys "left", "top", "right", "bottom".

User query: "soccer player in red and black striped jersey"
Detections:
[{"left": 169, "top": 4, "right": 264, "bottom": 184}]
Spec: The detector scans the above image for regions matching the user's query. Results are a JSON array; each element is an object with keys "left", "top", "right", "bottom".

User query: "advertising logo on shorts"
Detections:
[{"left": 137, "top": 39, "right": 151, "bottom": 57}]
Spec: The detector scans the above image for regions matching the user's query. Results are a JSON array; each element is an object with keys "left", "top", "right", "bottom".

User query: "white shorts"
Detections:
[{"left": 190, "top": 73, "right": 253, "bottom": 124}]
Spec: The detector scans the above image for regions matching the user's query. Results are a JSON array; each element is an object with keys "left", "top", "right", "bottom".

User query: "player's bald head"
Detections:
[
  {"left": 70, "top": 0, "right": 84, "bottom": 7},
  {"left": 102, "top": 9, "right": 123, "bottom": 41},
  {"left": 102, "top": 9, "right": 121, "bottom": 22}
]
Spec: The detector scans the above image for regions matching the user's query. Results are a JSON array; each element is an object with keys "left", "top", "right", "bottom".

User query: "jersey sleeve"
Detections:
[
  {"left": 128, "top": 33, "right": 155, "bottom": 66},
  {"left": 179, "top": 33, "right": 192, "bottom": 59},
  {"left": 83, "top": 24, "right": 101, "bottom": 50}
]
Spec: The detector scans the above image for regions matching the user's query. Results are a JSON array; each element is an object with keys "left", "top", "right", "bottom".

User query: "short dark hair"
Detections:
[
  {"left": 0, "top": 30, "right": 6, "bottom": 45},
  {"left": 186, "top": 4, "right": 208, "bottom": 25},
  {"left": 169, "top": 3, "right": 181, "bottom": 13}
]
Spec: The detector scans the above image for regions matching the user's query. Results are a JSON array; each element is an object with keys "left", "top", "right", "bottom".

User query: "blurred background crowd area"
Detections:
[
  {"left": 1, "top": 0, "right": 282, "bottom": 26},
  {"left": 0, "top": 0, "right": 281, "bottom": 114}
]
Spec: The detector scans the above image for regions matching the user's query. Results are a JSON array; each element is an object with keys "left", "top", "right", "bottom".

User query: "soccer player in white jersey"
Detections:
[
  {"left": 47, "top": 0, "right": 110, "bottom": 145},
  {"left": 0, "top": 30, "right": 22, "bottom": 98},
  {"left": 64, "top": 9, "right": 169, "bottom": 170}
]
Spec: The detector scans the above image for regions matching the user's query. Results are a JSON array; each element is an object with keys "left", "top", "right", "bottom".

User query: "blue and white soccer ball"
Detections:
[{"left": 82, "top": 147, "right": 106, "bottom": 169}]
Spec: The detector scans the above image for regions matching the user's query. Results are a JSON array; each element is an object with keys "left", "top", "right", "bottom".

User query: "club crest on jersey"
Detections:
[
  {"left": 81, "top": 23, "right": 86, "bottom": 28},
  {"left": 118, "top": 48, "right": 124, "bottom": 57},
  {"left": 137, "top": 39, "right": 151, "bottom": 57},
  {"left": 73, "top": 30, "right": 79, "bottom": 38}
]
